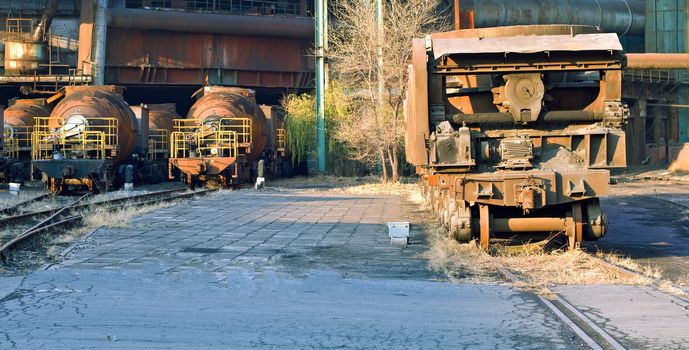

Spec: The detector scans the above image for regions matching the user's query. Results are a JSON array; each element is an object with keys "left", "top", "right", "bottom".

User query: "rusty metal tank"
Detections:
[
  {"left": 4, "top": 40, "right": 48, "bottom": 75},
  {"left": 131, "top": 103, "right": 179, "bottom": 131},
  {"left": 4, "top": 98, "right": 50, "bottom": 127},
  {"left": 49, "top": 85, "right": 138, "bottom": 165},
  {"left": 4, "top": 98, "right": 50, "bottom": 148},
  {"left": 187, "top": 86, "right": 267, "bottom": 160}
]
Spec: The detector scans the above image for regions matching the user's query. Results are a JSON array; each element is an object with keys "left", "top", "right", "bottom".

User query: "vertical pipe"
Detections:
[
  {"left": 454, "top": 0, "right": 460, "bottom": 30},
  {"left": 323, "top": 0, "right": 329, "bottom": 87},
  {"left": 139, "top": 104, "right": 149, "bottom": 156},
  {"left": 93, "top": 0, "right": 108, "bottom": 85},
  {"left": 0, "top": 106, "right": 4, "bottom": 156},
  {"left": 315, "top": 0, "right": 326, "bottom": 173}
]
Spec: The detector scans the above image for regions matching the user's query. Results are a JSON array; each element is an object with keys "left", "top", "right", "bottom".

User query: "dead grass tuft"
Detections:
[
  {"left": 82, "top": 200, "right": 178, "bottom": 229},
  {"left": 330, "top": 181, "right": 417, "bottom": 196},
  {"left": 669, "top": 147, "right": 689, "bottom": 173},
  {"left": 497, "top": 249, "right": 651, "bottom": 288},
  {"left": 594, "top": 251, "right": 663, "bottom": 279},
  {"left": 415, "top": 179, "right": 654, "bottom": 290},
  {"left": 421, "top": 222, "right": 499, "bottom": 283}
]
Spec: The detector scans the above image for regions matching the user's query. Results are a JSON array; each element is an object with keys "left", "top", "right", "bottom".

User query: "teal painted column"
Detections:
[{"left": 315, "top": 0, "right": 326, "bottom": 173}]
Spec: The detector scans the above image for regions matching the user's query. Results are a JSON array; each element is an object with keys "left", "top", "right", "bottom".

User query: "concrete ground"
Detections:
[
  {"left": 0, "top": 187, "right": 688, "bottom": 349},
  {"left": 0, "top": 189, "right": 580, "bottom": 349}
]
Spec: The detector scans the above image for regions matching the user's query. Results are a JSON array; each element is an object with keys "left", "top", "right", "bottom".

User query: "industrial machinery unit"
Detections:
[
  {"left": 169, "top": 86, "right": 289, "bottom": 188},
  {"left": 406, "top": 25, "right": 628, "bottom": 249},
  {"left": 131, "top": 103, "right": 179, "bottom": 162},
  {"left": 1, "top": 99, "right": 51, "bottom": 182},
  {"left": 31, "top": 85, "right": 164, "bottom": 192}
]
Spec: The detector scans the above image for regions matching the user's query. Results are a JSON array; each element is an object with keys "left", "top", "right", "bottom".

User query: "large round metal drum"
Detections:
[
  {"left": 4, "top": 98, "right": 51, "bottom": 149},
  {"left": 49, "top": 86, "right": 138, "bottom": 165},
  {"left": 5, "top": 98, "right": 51, "bottom": 127},
  {"left": 187, "top": 86, "right": 268, "bottom": 160}
]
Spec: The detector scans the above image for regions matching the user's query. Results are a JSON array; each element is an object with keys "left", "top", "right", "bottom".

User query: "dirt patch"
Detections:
[{"left": 538, "top": 147, "right": 585, "bottom": 171}]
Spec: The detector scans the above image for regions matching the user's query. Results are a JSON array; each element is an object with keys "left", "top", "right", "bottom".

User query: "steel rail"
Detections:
[
  {"left": 496, "top": 266, "right": 627, "bottom": 350},
  {"left": 0, "top": 193, "right": 53, "bottom": 216},
  {"left": 0, "top": 188, "right": 186, "bottom": 230},
  {"left": 0, "top": 188, "right": 215, "bottom": 259}
]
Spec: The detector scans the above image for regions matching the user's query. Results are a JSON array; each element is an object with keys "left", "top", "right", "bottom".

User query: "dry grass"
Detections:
[
  {"left": 669, "top": 147, "right": 689, "bottom": 173},
  {"left": 330, "top": 181, "right": 417, "bottom": 196},
  {"left": 81, "top": 200, "right": 178, "bottom": 229},
  {"left": 497, "top": 249, "right": 651, "bottom": 288},
  {"left": 594, "top": 251, "right": 662, "bottom": 279},
  {"left": 411, "top": 184, "right": 655, "bottom": 291}
]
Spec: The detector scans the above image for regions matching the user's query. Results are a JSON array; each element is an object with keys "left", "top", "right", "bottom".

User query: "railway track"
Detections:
[
  {"left": 0, "top": 188, "right": 215, "bottom": 260},
  {"left": 495, "top": 230, "right": 689, "bottom": 349},
  {"left": 497, "top": 266, "right": 628, "bottom": 350}
]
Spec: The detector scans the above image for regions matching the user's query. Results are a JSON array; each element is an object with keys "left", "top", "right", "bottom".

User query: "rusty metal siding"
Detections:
[{"left": 104, "top": 29, "right": 313, "bottom": 88}]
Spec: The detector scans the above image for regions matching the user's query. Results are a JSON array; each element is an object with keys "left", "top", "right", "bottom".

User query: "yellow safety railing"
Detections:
[
  {"left": 3, "top": 125, "right": 32, "bottom": 159},
  {"left": 276, "top": 128, "right": 286, "bottom": 152},
  {"left": 170, "top": 117, "right": 252, "bottom": 159},
  {"left": 31, "top": 117, "right": 118, "bottom": 160},
  {"left": 148, "top": 129, "right": 169, "bottom": 160}
]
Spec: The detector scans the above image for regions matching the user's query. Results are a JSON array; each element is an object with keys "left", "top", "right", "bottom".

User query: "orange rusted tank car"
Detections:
[
  {"left": 406, "top": 25, "right": 628, "bottom": 250},
  {"left": 1, "top": 98, "right": 51, "bottom": 182},
  {"left": 31, "top": 86, "right": 162, "bottom": 192},
  {"left": 169, "top": 86, "right": 289, "bottom": 188}
]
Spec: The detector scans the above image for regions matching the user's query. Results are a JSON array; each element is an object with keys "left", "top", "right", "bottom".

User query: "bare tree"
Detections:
[{"left": 328, "top": 0, "right": 448, "bottom": 182}]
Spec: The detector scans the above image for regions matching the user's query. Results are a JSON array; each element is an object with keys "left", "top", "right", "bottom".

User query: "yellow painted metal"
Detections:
[
  {"left": 31, "top": 116, "right": 118, "bottom": 160},
  {"left": 276, "top": 127, "right": 286, "bottom": 153},
  {"left": 170, "top": 117, "right": 252, "bottom": 159},
  {"left": 148, "top": 128, "right": 169, "bottom": 160},
  {"left": 3, "top": 125, "right": 32, "bottom": 158}
]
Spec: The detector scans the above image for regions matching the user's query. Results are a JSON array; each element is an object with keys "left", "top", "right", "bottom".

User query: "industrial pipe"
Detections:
[
  {"left": 0, "top": 106, "right": 4, "bottom": 152},
  {"left": 32, "top": 0, "right": 61, "bottom": 42},
  {"left": 450, "top": 110, "right": 605, "bottom": 124},
  {"left": 138, "top": 104, "right": 149, "bottom": 156},
  {"left": 470, "top": 217, "right": 571, "bottom": 233},
  {"left": 107, "top": 8, "right": 314, "bottom": 39},
  {"left": 456, "top": 0, "right": 644, "bottom": 36},
  {"left": 625, "top": 53, "right": 689, "bottom": 69}
]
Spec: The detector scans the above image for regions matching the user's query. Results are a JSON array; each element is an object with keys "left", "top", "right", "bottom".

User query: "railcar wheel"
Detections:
[{"left": 566, "top": 202, "right": 584, "bottom": 251}]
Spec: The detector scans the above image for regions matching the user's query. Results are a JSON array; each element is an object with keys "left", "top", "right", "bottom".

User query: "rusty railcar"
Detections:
[
  {"left": 31, "top": 86, "right": 163, "bottom": 192},
  {"left": 1, "top": 98, "right": 51, "bottom": 182},
  {"left": 169, "top": 86, "right": 266, "bottom": 188},
  {"left": 406, "top": 25, "right": 628, "bottom": 249}
]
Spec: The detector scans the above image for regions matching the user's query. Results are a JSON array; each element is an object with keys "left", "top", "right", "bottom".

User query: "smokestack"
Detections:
[{"left": 32, "top": 0, "right": 61, "bottom": 42}]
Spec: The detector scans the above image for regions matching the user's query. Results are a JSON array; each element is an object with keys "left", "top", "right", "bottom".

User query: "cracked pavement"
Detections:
[{"left": 0, "top": 189, "right": 581, "bottom": 349}]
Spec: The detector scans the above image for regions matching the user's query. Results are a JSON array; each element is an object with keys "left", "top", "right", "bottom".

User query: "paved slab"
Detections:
[
  {"left": 556, "top": 285, "right": 689, "bottom": 350},
  {"left": 0, "top": 189, "right": 581, "bottom": 349}
]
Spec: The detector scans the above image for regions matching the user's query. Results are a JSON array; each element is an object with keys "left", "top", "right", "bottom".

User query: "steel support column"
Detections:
[
  {"left": 92, "top": 0, "right": 107, "bottom": 85},
  {"left": 315, "top": 0, "right": 326, "bottom": 173}
]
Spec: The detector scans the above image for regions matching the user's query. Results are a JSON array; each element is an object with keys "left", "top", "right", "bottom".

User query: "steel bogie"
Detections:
[{"left": 407, "top": 25, "right": 627, "bottom": 250}]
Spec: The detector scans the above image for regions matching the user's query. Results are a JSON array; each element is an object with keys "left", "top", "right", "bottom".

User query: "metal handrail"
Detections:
[
  {"left": 31, "top": 117, "right": 118, "bottom": 160},
  {"left": 3, "top": 125, "right": 33, "bottom": 158},
  {"left": 276, "top": 127, "right": 286, "bottom": 152},
  {"left": 170, "top": 129, "right": 238, "bottom": 159},
  {"left": 126, "top": 0, "right": 304, "bottom": 16},
  {"left": 148, "top": 128, "right": 169, "bottom": 160}
]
